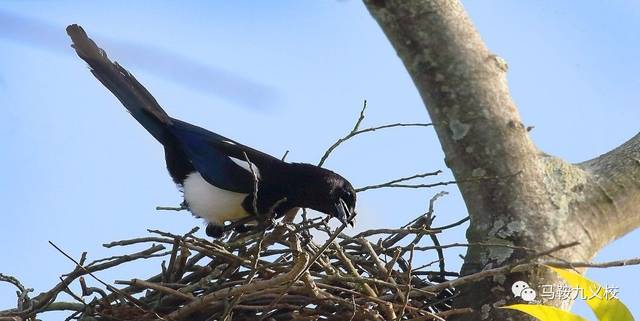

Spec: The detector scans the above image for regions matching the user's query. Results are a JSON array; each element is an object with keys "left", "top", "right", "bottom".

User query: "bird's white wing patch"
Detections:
[
  {"left": 229, "top": 156, "right": 261, "bottom": 178},
  {"left": 221, "top": 140, "right": 236, "bottom": 145}
]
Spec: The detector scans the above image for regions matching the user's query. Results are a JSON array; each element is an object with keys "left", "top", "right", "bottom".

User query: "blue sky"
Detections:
[{"left": 1, "top": 1, "right": 639, "bottom": 319}]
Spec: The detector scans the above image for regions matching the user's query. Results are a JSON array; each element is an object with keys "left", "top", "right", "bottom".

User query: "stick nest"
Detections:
[{"left": 1, "top": 207, "right": 471, "bottom": 321}]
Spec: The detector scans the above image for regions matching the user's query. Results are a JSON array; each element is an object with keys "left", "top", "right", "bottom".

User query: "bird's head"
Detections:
[
  {"left": 326, "top": 175, "right": 357, "bottom": 226},
  {"left": 287, "top": 163, "right": 357, "bottom": 226}
]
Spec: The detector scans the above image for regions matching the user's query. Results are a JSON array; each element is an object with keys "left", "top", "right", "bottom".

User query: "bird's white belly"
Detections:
[{"left": 182, "top": 172, "right": 251, "bottom": 225}]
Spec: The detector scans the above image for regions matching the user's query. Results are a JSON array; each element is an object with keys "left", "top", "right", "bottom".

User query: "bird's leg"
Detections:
[
  {"left": 221, "top": 216, "right": 256, "bottom": 233},
  {"left": 256, "top": 205, "right": 279, "bottom": 231},
  {"left": 241, "top": 192, "right": 279, "bottom": 232},
  {"left": 233, "top": 224, "right": 254, "bottom": 233}
]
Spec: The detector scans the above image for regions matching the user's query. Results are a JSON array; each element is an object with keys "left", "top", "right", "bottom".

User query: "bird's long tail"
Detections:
[{"left": 66, "top": 24, "right": 173, "bottom": 144}]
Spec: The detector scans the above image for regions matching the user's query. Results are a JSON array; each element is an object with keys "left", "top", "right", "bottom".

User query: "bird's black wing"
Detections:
[{"left": 170, "top": 119, "right": 281, "bottom": 194}]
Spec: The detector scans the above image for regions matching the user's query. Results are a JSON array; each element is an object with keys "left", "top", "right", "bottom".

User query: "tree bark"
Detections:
[{"left": 363, "top": 0, "right": 640, "bottom": 320}]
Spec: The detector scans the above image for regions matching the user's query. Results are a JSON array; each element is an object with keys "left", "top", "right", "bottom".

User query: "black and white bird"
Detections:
[{"left": 66, "top": 25, "right": 356, "bottom": 237}]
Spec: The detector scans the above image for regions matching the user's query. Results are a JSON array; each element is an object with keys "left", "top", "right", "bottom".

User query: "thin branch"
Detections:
[
  {"left": 544, "top": 257, "right": 640, "bottom": 269},
  {"left": 431, "top": 216, "right": 470, "bottom": 230},
  {"left": 115, "top": 278, "right": 194, "bottom": 301},
  {"left": 156, "top": 202, "right": 187, "bottom": 211},
  {"left": 0, "top": 274, "right": 32, "bottom": 304},
  {"left": 281, "top": 150, "right": 289, "bottom": 161},
  {"left": 357, "top": 179, "right": 457, "bottom": 193},
  {"left": 355, "top": 171, "right": 442, "bottom": 192},
  {"left": 318, "top": 100, "right": 433, "bottom": 166},
  {"left": 419, "top": 242, "right": 580, "bottom": 294},
  {"left": 243, "top": 152, "right": 260, "bottom": 217}
]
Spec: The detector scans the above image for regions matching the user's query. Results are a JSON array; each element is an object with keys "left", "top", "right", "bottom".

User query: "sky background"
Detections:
[{"left": 1, "top": 1, "right": 639, "bottom": 320}]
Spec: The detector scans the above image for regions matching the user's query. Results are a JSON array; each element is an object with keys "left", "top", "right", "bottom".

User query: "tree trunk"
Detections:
[{"left": 363, "top": 1, "right": 640, "bottom": 320}]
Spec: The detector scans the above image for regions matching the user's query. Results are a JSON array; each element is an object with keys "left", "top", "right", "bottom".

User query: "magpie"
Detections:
[{"left": 66, "top": 25, "right": 356, "bottom": 237}]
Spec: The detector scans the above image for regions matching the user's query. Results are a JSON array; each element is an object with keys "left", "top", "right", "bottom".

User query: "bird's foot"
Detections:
[
  {"left": 256, "top": 216, "right": 275, "bottom": 231},
  {"left": 205, "top": 223, "right": 225, "bottom": 238}
]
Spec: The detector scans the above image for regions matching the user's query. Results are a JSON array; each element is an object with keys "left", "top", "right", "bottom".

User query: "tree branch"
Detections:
[{"left": 579, "top": 133, "right": 640, "bottom": 239}]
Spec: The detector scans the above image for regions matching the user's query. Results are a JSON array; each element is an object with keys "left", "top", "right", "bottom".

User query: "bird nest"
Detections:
[{"left": 0, "top": 203, "right": 474, "bottom": 321}]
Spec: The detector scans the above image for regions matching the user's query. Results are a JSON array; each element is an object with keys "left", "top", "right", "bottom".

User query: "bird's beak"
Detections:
[{"left": 334, "top": 198, "right": 355, "bottom": 227}]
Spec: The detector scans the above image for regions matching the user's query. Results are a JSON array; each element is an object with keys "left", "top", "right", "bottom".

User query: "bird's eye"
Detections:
[{"left": 345, "top": 190, "right": 354, "bottom": 200}]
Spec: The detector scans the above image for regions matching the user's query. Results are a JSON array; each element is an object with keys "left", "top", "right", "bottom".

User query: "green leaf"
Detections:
[
  {"left": 503, "top": 304, "right": 590, "bottom": 321},
  {"left": 548, "top": 266, "right": 634, "bottom": 321}
]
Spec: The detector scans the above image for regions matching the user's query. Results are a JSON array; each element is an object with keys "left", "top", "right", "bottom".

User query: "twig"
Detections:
[
  {"left": 0, "top": 274, "right": 30, "bottom": 298},
  {"left": 419, "top": 242, "right": 580, "bottom": 293},
  {"left": 318, "top": 100, "right": 433, "bottom": 166},
  {"left": 243, "top": 152, "right": 260, "bottom": 217},
  {"left": 357, "top": 180, "right": 458, "bottom": 192},
  {"left": 397, "top": 244, "right": 415, "bottom": 320},
  {"left": 348, "top": 227, "right": 440, "bottom": 240},
  {"left": 156, "top": 204, "right": 187, "bottom": 211},
  {"left": 405, "top": 308, "right": 474, "bottom": 321},
  {"left": 431, "top": 216, "right": 470, "bottom": 230},
  {"left": 0, "top": 273, "right": 32, "bottom": 311},
  {"left": 115, "top": 278, "right": 194, "bottom": 301},
  {"left": 544, "top": 257, "right": 640, "bottom": 269},
  {"left": 355, "top": 171, "right": 442, "bottom": 192}
]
